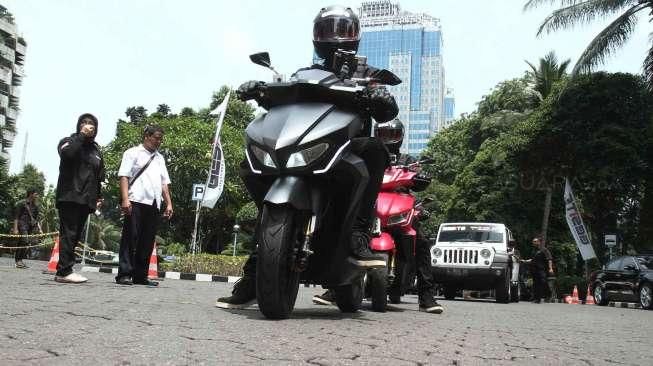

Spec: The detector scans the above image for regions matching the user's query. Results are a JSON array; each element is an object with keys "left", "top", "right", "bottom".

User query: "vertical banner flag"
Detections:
[
  {"left": 564, "top": 178, "right": 596, "bottom": 260},
  {"left": 201, "top": 91, "right": 230, "bottom": 208}
]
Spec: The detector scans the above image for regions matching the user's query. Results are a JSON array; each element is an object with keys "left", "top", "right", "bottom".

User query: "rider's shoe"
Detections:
[
  {"left": 419, "top": 295, "right": 444, "bottom": 314},
  {"left": 312, "top": 290, "right": 336, "bottom": 305},
  {"left": 216, "top": 276, "right": 257, "bottom": 309}
]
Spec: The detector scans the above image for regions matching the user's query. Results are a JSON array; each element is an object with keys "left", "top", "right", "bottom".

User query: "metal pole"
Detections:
[
  {"left": 82, "top": 214, "right": 91, "bottom": 265},
  {"left": 190, "top": 200, "right": 201, "bottom": 255},
  {"left": 232, "top": 224, "right": 240, "bottom": 257}
]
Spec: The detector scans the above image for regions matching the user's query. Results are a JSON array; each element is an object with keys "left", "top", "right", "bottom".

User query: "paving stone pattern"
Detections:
[{"left": 1, "top": 258, "right": 651, "bottom": 365}]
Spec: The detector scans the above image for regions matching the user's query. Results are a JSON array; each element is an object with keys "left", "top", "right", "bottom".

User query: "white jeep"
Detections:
[{"left": 430, "top": 223, "right": 520, "bottom": 303}]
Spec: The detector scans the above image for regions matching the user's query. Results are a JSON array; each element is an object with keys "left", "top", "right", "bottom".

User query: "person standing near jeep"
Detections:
[
  {"left": 522, "top": 236, "right": 554, "bottom": 303},
  {"left": 55, "top": 113, "right": 105, "bottom": 284}
]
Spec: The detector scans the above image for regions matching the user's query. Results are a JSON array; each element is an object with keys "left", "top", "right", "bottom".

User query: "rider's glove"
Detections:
[
  {"left": 368, "top": 86, "right": 398, "bottom": 123},
  {"left": 236, "top": 80, "right": 265, "bottom": 101}
]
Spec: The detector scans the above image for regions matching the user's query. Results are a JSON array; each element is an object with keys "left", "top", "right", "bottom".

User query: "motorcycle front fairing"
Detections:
[{"left": 242, "top": 71, "right": 373, "bottom": 286}]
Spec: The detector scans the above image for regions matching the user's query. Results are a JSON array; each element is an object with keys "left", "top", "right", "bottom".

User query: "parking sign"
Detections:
[{"left": 191, "top": 184, "right": 206, "bottom": 201}]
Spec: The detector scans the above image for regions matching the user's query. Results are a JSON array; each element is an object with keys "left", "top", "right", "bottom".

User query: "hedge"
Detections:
[{"left": 159, "top": 253, "right": 248, "bottom": 276}]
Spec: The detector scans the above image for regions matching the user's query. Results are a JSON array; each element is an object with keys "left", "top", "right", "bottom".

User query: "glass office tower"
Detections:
[{"left": 357, "top": 1, "right": 453, "bottom": 155}]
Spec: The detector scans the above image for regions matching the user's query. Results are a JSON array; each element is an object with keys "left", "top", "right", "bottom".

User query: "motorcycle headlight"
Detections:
[
  {"left": 480, "top": 249, "right": 491, "bottom": 258},
  {"left": 286, "top": 143, "right": 329, "bottom": 168},
  {"left": 432, "top": 248, "right": 442, "bottom": 257},
  {"left": 251, "top": 145, "right": 276, "bottom": 168},
  {"left": 387, "top": 210, "right": 412, "bottom": 226}
]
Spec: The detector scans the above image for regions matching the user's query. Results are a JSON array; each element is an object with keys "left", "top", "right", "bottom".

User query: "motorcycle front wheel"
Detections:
[{"left": 256, "top": 204, "right": 301, "bottom": 319}]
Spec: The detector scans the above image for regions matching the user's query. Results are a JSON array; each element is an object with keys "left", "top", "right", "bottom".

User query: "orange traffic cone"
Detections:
[
  {"left": 147, "top": 243, "right": 158, "bottom": 279},
  {"left": 44, "top": 236, "right": 60, "bottom": 274},
  {"left": 585, "top": 285, "right": 595, "bottom": 305},
  {"left": 571, "top": 285, "right": 580, "bottom": 304}
]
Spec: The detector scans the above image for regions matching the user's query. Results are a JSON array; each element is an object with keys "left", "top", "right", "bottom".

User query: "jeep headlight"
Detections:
[
  {"left": 480, "top": 249, "right": 491, "bottom": 258},
  {"left": 432, "top": 248, "right": 442, "bottom": 257},
  {"left": 286, "top": 143, "right": 329, "bottom": 168},
  {"left": 387, "top": 210, "right": 412, "bottom": 226},
  {"left": 251, "top": 145, "right": 276, "bottom": 168}
]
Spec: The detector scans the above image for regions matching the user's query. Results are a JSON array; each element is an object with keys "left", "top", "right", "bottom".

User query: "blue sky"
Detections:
[{"left": 3, "top": 0, "right": 650, "bottom": 183}]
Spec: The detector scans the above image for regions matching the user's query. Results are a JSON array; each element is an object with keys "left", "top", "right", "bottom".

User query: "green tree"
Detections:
[
  {"left": 526, "top": 50, "right": 571, "bottom": 101},
  {"left": 10, "top": 163, "right": 45, "bottom": 200},
  {"left": 39, "top": 185, "right": 58, "bottom": 234},
  {"left": 88, "top": 216, "right": 121, "bottom": 251},
  {"left": 530, "top": 72, "right": 653, "bottom": 256},
  {"left": 524, "top": 51, "right": 571, "bottom": 244},
  {"left": 525, "top": 0, "right": 653, "bottom": 90},
  {"left": 0, "top": 156, "right": 13, "bottom": 233},
  {"left": 124, "top": 106, "right": 148, "bottom": 123}
]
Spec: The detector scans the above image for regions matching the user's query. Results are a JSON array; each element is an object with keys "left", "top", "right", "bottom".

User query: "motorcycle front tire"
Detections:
[{"left": 256, "top": 204, "right": 301, "bottom": 319}]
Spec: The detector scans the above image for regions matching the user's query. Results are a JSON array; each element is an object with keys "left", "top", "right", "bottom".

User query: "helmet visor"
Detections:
[
  {"left": 313, "top": 17, "right": 360, "bottom": 42},
  {"left": 375, "top": 125, "right": 404, "bottom": 145}
]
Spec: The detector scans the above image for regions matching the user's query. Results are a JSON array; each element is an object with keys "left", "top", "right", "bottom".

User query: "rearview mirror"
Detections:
[
  {"left": 371, "top": 69, "right": 402, "bottom": 86},
  {"left": 249, "top": 52, "right": 272, "bottom": 68}
]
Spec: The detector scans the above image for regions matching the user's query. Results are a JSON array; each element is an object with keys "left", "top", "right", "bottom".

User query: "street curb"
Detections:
[
  {"left": 608, "top": 301, "right": 641, "bottom": 309},
  {"left": 81, "top": 266, "right": 241, "bottom": 283}
]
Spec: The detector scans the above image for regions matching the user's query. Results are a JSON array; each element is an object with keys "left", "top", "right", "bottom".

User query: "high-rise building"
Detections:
[
  {"left": 443, "top": 88, "right": 455, "bottom": 129},
  {"left": 0, "top": 5, "right": 26, "bottom": 164},
  {"left": 357, "top": 0, "right": 453, "bottom": 155}
]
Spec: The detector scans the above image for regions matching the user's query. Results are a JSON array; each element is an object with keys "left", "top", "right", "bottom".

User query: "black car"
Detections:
[{"left": 590, "top": 255, "right": 653, "bottom": 309}]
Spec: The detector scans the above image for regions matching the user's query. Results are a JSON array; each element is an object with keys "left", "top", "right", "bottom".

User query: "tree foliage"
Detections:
[{"left": 421, "top": 71, "right": 653, "bottom": 278}]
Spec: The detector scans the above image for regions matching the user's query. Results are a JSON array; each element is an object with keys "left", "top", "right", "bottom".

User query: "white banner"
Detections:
[
  {"left": 201, "top": 91, "right": 230, "bottom": 209},
  {"left": 564, "top": 178, "right": 596, "bottom": 260}
]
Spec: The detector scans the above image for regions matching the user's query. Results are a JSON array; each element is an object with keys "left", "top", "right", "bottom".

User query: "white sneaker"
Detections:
[{"left": 54, "top": 272, "right": 88, "bottom": 283}]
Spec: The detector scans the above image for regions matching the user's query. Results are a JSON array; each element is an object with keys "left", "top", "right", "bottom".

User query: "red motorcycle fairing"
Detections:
[
  {"left": 375, "top": 192, "right": 415, "bottom": 227},
  {"left": 370, "top": 232, "right": 395, "bottom": 251}
]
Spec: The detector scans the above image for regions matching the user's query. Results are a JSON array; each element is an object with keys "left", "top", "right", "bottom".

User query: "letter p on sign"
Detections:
[{"left": 192, "top": 184, "right": 206, "bottom": 201}]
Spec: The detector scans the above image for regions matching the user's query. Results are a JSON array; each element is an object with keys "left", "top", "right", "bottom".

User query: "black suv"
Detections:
[{"left": 590, "top": 255, "right": 653, "bottom": 309}]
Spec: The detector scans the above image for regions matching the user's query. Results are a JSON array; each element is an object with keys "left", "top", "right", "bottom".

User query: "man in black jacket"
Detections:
[
  {"left": 216, "top": 5, "right": 398, "bottom": 309},
  {"left": 54, "top": 113, "right": 105, "bottom": 283}
]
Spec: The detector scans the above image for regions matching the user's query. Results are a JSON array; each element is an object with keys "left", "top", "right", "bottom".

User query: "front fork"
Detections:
[{"left": 292, "top": 215, "right": 316, "bottom": 272}]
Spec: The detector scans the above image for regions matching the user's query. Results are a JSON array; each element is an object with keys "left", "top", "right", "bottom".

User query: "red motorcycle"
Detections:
[{"left": 366, "top": 157, "right": 432, "bottom": 311}]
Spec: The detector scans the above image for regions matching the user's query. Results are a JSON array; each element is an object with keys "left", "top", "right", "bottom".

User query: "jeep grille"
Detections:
[{"left": 443, "top": 249, "right": 479, "bottom": 264}]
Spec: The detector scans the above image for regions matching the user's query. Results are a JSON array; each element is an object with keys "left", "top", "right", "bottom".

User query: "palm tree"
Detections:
[
  {"left": 524, "top": 0, "right": 653, "bottom": 90},
  {"left": 525, "top": 51, "right": 571, "bottom": 245},
  {"left": 526, "top": 50, "right": 571, "bottom": 101}
]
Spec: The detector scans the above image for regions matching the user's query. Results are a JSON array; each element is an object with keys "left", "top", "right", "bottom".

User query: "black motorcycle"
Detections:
[{"left": 241, "top": 52, "right": 400, "bottom": 319}]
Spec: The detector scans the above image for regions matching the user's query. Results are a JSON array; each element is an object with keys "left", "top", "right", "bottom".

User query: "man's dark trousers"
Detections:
[
  {"left": 415, "top": 229, "right": 436, "bottom": 299},
  {"left": 532, "top": 270, "right": 547, "bottom": 301},
  {"left": 56, "top": 202, "right": 89, "bottom": 277},
  {"left": 117, "top": 201, "right": 158, "bottom": 282}
]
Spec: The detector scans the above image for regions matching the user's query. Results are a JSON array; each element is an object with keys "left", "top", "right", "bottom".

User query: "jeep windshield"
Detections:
[{"left": 438, "top": 225, "right": 504, "bottom": 243}]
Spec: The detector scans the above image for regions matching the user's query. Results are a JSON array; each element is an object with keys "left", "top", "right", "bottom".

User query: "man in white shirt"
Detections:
[{"left": 116, "top": 125, "right": 173, "bottom": 286}]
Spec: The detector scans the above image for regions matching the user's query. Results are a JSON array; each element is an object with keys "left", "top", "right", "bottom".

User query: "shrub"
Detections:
[
  {"left": 160, "top": 253, "right": 247, "bottom": 276},
  {"left": 163, "top": 242, "right": 187, "bottom": 256}
]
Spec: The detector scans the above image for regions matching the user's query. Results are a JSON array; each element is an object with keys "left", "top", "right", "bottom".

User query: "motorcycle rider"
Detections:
[
  {"left": 216, "top": 5, "right": 399, "bottom": 309},
  {"left": 313, "top": 119, "right": 444, "bottom": 314}
]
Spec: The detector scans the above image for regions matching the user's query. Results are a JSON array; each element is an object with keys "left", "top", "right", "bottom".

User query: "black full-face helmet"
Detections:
[
  {"left": 375, "top": 118, "right": 405, "bottom": 155},
  {"left": 313, "top": 5, "right": 361, "bottom": 61}
]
